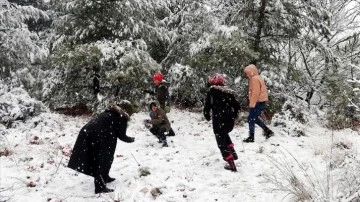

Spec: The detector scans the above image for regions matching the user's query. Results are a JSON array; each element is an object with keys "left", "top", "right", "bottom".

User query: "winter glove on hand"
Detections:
[
  {"left": 144, "top": 119, "right": 152, "bottom": 129},
  {"left": 204, "top": 115, "right": 211, "bottom": 121},
  {"left": 128, "top": 137, "right": 135, "bottom": 143}
]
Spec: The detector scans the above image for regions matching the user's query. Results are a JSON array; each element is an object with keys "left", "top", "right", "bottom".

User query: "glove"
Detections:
[
  {"left": 204, "top": 115, "right": 211, "bottom": 121},
  {"left": 128, "top": 137, "right": 135, "bottom": 143}
]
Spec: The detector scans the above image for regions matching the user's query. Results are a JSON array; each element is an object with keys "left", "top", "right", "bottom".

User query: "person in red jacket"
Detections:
[{"left": 243, "top": 64, "right": 274, "bottom": 143}]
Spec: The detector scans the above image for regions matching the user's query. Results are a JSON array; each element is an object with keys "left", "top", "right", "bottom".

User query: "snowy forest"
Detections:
[
  {"left": 1, "top": 0, "right": 360, "bottom": 125},
  {"left": 1, "top": 0, "right": 360, "bottom": 201}
]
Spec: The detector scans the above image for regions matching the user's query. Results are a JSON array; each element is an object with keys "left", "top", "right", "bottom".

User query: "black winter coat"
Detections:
[
  {"left": 203, "top": 85, "right": 240, "bottom": 134},
  {"left": 68, "top": 106, "right": 133, "bottom": 177},
  {"left": 144, "top": 81, "right": 170, "bottom": 110},
  {"left": 155, "top": 82, "right": 169, "bottom": 109}
]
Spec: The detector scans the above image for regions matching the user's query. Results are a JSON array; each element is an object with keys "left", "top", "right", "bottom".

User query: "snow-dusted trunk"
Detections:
[{"left": 253, "top": 0, "right": 266, "bottom": 65}]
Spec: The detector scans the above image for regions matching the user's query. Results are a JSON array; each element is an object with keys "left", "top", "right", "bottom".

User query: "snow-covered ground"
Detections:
[{"left": 1, "top": 109, "right": 360, "bottom": 202}]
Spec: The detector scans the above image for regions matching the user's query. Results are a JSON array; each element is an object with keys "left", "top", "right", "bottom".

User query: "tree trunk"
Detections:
[{"left": 253, "top": 0, "right": 267, "bottom": 65}]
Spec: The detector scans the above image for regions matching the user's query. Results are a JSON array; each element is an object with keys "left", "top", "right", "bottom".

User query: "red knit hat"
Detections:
[
  {"left": 153, "top": 72, "right": 163, "bottom": 82},
  {"left": 209, "top": 73, "right": 225, "bottom": 85}
]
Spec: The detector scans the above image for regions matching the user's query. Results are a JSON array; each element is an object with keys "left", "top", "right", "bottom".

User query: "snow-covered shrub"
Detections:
[
  {"left": 268, "top": 133, "right": 360, "bottom": 202},
  {"left": 167, "top": 63, "right": 206, "bottom": 108},
  {"left": 325, "top": 91, "right": 354, "bottom": 130},
  {"left": 0, "top": 82, "right": 46, "bottom": 126},
  {"left": 49, "top": 0, "right": 166, "bottom": 110},
  {"left": 266, "top": 152, "right": 319, "bottom": 201},
  {"left": 0, "top": 124, "right": 7, "bottom": 156},
  {"left": 189, "top": 28, "right": 257, "bottom": 81},
  {"left": 0, "top": 4, "right": 49, "bottom": 80},
  {"left": 271, "top": 99, "right": 309, "bottom": 137},
  {"left": 335, "top": 158, "right": 360, "bottom": 201},
  {"left": 0, "top": 124, "right": 12, "bottom": 156},
  {"left": 324, "top": 72, "right": 356, "bottom": 129},
  {"left": 260, "top": 68, "right": 287, "bottom": 120},
  {"left": 49, "top": 40, "right": 160, "bottom": 111}
]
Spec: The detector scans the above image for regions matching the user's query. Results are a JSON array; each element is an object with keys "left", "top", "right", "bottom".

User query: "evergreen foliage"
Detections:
[
  {"left": 0, "top": 0, "right": 359, "bottom": 128},
  {"left": 167, "top": 63, "right": 206, "bottom": 108},
  {"left": 0, "top": 0, "right": 51, "bottom": 116},
  {"left": 0, "top": 80, "right": 46, "bottom": 127},
  {"left": 49, "top": 0, "right": 165, "bottom": 108},
  {"left": 0, "top": 2, "right": 49, "bottom": 79}
]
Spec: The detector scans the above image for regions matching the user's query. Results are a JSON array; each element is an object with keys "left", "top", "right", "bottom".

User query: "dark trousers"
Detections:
[
  {"left": 248, "top": 102, "right": 268, "bottom": 135},
  {"left": 159, "top": 101, "right": 166, "bottom": 111},
  {"left": 214, "top": 132, "right": 233, "bottom": 159},
  {"left": 92, "top": 153, "right": 113, "bottom": 191},
  {"left": 94, "top": 167, "right": 108, "bottom": 191},
  {"left": 150, "top": 126, "right": 167, "bottom": 141}
]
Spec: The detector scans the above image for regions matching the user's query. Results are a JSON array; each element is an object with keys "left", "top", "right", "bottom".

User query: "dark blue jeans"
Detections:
[{"left": 248, "top": 102, "right": 267, "bottom": 135}]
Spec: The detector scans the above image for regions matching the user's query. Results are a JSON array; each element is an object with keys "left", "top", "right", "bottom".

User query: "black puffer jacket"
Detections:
[
  {"left": 203, "top": 85, "right": 240, "bottom": 134},
  {"left": 68, "top": 105, "right": 134, "bottom": 177},
  {"left": 144, "top": 81, "right": 170, "bottom": 110},
  {"left": 155, "top": 82, "right": 169, "bottom": 109}
]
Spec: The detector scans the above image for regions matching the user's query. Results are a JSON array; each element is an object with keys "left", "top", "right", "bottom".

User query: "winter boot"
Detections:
[
  {"left": 162, "top": 139, "right": 168, "bottom": 147},
  {"left": 104, "top": 175, "right": 116, "bottom": 183},
  {"left": 95, "top": 186, "right": 114, "bottom": 194},
  {"left": 167, "top": 128, "right": 176, "bottom": 136},
  {"left": 227, "top": 144, "right": 238, "bottom": 160},
  {"left": 243, "top": 134, "right": 254, "bottom": 143},
  {"left": 224, "top": 154, "right": 237, "bottom": 172},
  {"left": 94, "top": 175, "right": 114, "bottom": 194},
  {"left": 263, "top": 128, "right": 274, "bottom": 139}
]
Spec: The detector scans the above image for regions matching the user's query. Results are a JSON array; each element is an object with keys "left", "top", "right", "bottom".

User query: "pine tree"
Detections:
[
  {"left": 0, "top": 1, "right": 49, "bottom": 124},
  {"left": 0, "top": 1, "right": 49, "bottom": 81},
  {"left": 49, "top": 0, "right": 170, "bottom": 109},
  {"left": 319, "top": 0, "right": 360, "bottom": 127}
]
